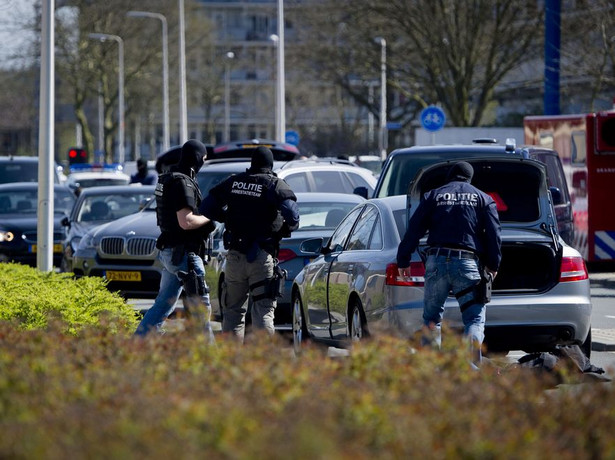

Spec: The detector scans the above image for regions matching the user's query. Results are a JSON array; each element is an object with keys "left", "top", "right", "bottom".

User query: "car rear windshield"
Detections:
[{"left": 415, "top": 161, "right": 542, "bottom": 223}]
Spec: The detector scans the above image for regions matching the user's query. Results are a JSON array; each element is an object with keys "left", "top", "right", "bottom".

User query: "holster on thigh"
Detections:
[{"left": 455, "top": 273, "right": 493, "bottom": 312}]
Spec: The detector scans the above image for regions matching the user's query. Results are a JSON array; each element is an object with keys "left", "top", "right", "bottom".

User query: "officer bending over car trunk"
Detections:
[
  {"left": 397, "top": 161, "right": 501, "bottom": 367},
  {"left": 135, "top": 140, "right": 216, "bottom": 341},
  {"left": 200, "top": 146, "right": 299, "bottom": 343}
]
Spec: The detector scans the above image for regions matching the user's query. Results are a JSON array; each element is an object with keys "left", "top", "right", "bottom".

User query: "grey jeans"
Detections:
[{"left": 222, "top": 248, "right": 275, "bottom": 342}]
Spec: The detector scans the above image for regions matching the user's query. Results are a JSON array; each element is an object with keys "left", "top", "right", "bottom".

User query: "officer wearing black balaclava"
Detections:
[
  {"left": 397, "top": 161, "right": 501, "bottom": 367},
  {"left": 200, "top": 146, "right": 299, "bottom": 343},
  {"left": 135, "top": 139, "right": 215, "bottom": 342}
]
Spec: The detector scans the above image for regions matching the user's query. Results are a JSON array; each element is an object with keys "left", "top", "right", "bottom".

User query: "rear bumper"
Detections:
[{"left": 382, "top": 289, "right": 592, "bottom": 352}]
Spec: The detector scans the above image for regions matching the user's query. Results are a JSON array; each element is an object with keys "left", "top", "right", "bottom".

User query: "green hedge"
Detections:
[
  {"left": 0, "top": 329, "right": 613, "bottom": 458},
  {"left": 1, "top": 263, "right": 614, "bottom": 458},
  {"left": 0, "top": 263, "right": 139, "bottom": 335}
]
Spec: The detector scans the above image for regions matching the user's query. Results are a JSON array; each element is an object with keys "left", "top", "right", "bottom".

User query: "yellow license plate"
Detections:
[
  {"left": 105, "top": 271, "right": 142, "bottom": 282},
  {"left": 31, "top": 244, "right": 64, "bottom": 253}
]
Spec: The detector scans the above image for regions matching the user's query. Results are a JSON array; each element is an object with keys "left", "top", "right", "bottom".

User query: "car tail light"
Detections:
[
  {"left": 559, "top": 256, "right": 588, "bottom": 282},
  {"left": 277, "top": 248, "right": 297, "bottom": 263},
  {"left": 386, "top": 262, "right": 425, "bottom": 286}
]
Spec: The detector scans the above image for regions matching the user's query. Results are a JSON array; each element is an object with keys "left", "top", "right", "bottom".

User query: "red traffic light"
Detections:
[{"left": 68, "top": 148, "right": 88, "bottom": 163}]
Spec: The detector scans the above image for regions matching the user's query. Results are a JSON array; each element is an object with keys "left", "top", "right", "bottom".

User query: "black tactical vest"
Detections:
[
  {"left": 155, "top": 172, "right": 202, "bottom": 247},
  {"left": 224, "top": 172, "right": 280, "bottom": 243}
]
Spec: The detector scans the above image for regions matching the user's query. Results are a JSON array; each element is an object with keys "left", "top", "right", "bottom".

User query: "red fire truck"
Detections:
[{"left": 524, "top": 106, "right": 615, "bottom": 263}]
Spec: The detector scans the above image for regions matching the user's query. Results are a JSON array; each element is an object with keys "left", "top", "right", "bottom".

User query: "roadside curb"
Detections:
[{"left": 592, "top": 329, "right": 615, "bottom": 352}]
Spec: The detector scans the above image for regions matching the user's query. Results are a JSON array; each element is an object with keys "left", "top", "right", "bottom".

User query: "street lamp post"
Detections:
[
  {"left": 127, "top": 11, "right": 170, "bottom": 152},
  {"left": 270, "top": 32, "right": 286, "bottom": 142},
  {"left": 88, "top": 32, "right": 125, "bottom": 164},
  {"left": 375, "top": 37, "right": 387, "bottom": 160},
  {"left": 276, "top": 0, "right": 286, "bottom": 143},
  {"left": 178, "top": 0, "right": 188, "bottom": 143},
  {"left": 224, "top": 51, "right": 235, "bottom": 143}
]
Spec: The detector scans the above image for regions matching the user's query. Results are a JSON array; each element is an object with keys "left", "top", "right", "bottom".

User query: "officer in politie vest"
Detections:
[{"left": 200, "top": 146, "right": 299, "bottom": 343}]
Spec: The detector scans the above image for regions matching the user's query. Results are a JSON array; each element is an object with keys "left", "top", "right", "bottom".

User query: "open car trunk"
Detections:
[{"left": 411, "top": 158, "right": 563, "bottom": 294}]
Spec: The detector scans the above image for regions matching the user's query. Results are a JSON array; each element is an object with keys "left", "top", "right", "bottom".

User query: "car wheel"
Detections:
[
  {"left": 292, "top": 293, "right": 308, "bottom": 355},
  {"left": 349, "top": 301, "right": 367, "bottom": 342},
  {"left": 581, "top": 328, "right": 592, "bottom": 359}
]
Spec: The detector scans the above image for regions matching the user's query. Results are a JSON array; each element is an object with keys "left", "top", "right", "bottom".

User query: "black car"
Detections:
[
  {"left": 0, "top": 183, "right": 76, "bottom": 267},
  {"left": 210, "top": 139, "right": 303, "bottom": 161},
  {"left": 0, "top": 155, "right": 63, "bottom": 184},
  {"left": 60, "top": 185, "right": 156, "bottom": 272}
]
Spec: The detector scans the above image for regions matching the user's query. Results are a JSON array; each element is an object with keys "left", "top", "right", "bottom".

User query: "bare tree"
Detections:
[
  {"left": 559, "top": 0, "right": 615, "bottom": 110},
  {"left": 290, "top": 0, "right": 543, "bottom": 128}
]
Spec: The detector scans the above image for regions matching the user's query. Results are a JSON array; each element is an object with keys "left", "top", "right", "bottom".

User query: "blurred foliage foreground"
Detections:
[{"left": 1, "top": 264, "right": 615, "bottom": 458}]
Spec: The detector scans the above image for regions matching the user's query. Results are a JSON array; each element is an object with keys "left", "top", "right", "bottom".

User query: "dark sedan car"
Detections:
[
  {"left": 60, "top": 185, "right": 155, "bottom": 272},
  {"left": 0, "top": 183, "right": 76, "bottom": 267}
]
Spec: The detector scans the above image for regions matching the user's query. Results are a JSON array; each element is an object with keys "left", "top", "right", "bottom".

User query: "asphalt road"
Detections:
[{"left": 128, "top": 268, "right": 615, "bottom": 375}]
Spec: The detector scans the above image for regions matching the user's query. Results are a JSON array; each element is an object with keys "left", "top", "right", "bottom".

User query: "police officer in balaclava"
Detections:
[{"left": 135, "top": 139, "right": 215, "bottom": 342}]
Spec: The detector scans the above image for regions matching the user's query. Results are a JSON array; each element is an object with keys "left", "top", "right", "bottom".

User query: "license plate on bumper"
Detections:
[
  {"left": 105, "top": 271, "right": 142, "bottom": 282},
  {"left": 30, "top": 244, "right": 64, "bottom": 253}
]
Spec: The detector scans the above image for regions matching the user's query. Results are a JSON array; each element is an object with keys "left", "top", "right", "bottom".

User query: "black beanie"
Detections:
[
  {"left": 250, "top": 146, "right": 274, "bottom": 171},
  {"left": 178, "top": 139, "right": 207, "bottom": 175},
  {"left": 446, "top": 161, "right": 474, "bottom": 182}
]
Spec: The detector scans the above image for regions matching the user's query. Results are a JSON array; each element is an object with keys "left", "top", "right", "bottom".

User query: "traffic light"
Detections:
[
  {"left": 68, "top": 147, "right": 88, "bottom": 165},
  {"left": 595, "top": 113, "right": 615, "bottom": 153}
]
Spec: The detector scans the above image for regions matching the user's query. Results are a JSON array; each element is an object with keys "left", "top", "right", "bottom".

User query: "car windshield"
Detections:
[
  {"left": 77, "top": 191, "right": 154, "bottom": 223},
  {"left": 297, "top": 201, "right": 358, "bottom": 230},
  {"left": 0, "top": 162, "right": 38, "bottom": 183},
  {"left": 0, "top": 188, "right": 75, "bottom": 215},
  {"left": 197, "top": 170, "right": 241, "bottom": 195}
]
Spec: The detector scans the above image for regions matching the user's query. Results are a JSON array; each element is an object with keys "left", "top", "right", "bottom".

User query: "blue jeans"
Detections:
[
  {"left": 422, "top": 253, "right": 485, "bottom": 363},
  {"left": 135, "top": 249, "right": 214, "bottom": 343}
]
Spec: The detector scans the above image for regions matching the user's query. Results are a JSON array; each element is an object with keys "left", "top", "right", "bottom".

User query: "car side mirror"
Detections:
[
  {"left": 549, "top": 186, "right": 562, "bottom": 205},
  {"left": 61, "top": 216, "right": 70, "bottom": 228},
  {"left": 300, "top": 237, "right": 324, "bottom": 255},
  {"left": 353, "top": 186, "right": 368, "bottom": 199}
]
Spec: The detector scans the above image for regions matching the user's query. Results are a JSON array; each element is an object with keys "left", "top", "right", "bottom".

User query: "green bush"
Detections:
[
  {"left": 0, "top": 263, "right": 139, "bottom": 335},
  {"left": 0, "top": 263, "right": 614, "bottom": 458},
  {"left": 0, "top": 323, "right": 613, "bottom": 459}
]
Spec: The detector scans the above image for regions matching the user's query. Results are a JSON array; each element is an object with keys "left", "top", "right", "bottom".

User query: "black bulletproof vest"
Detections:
[{"left": 224, "top": 172, "right": 279, "bottom": 242}]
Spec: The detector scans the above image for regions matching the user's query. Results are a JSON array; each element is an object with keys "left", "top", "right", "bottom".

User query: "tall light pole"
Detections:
[
  {"left": 375, "top": 37, "right": 387, "bottom": 160},
  {"left": 277, "top": 0, "right": 286, "bottom": 142},
  {"left": 127, "top": 11, "right": 170, "bottom": 152},
  {"left": 270, "top": 0, "right": 286, "bottom": 143},
  {"left": 224, "top": 51, "right": 235, "bottom": 142},
  {"left": 88, "top": 32, "right": 125, "bottom": 164},
  {"left": 37, "top": 0, "right": 54, "bottom": 272},
  {"left": 178, "top": 0, "right": 188, "bottom": 143}
]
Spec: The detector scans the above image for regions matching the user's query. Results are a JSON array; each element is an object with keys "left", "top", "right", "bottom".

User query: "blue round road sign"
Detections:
[
  {"left": 285, "top": 130, "right": 300, "bottom": 146},
  {"left": 420, "top": 106, "right": 446, "bottom": 132}
]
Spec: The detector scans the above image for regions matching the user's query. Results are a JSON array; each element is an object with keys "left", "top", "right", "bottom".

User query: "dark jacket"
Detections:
[{"left": 397, "top": 180, "right": 502, "bottom": 271}]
